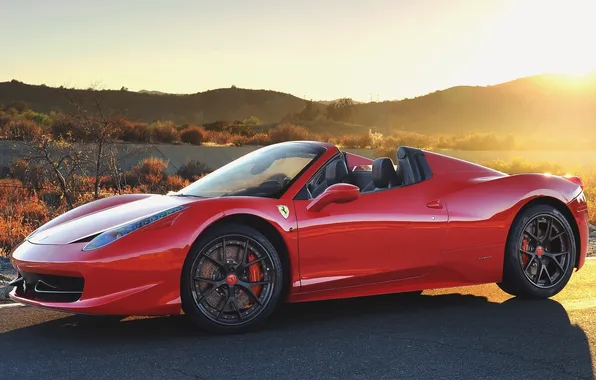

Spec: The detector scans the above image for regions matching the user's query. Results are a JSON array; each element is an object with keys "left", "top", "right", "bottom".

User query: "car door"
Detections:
[{"left": 292, "top": 179, "right": 448, "bottom": 293}]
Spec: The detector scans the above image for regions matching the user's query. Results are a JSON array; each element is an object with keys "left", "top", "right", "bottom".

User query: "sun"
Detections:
[
  {"left": 484, "top": 0, "right": 596, "bottom": 80},
  {"left": 563, "top": 65, "right": 596, "bottom": 78}
]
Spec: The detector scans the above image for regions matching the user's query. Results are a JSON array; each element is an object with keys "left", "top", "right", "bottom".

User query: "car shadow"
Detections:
[{"left": 0, "top": 291, "right": 593, "bottom": 380}]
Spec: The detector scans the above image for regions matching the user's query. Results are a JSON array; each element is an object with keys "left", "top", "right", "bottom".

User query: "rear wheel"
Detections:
[
  {"left": 498, "top": 204, "right": 576, "bottom": 298},
  {"left": 181, "top": 223, "right": 284, "bottom": 333}
]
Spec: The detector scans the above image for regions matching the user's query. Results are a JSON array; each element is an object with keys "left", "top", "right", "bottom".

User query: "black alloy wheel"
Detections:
[
  {"left": 518, "top": 213, "right": 572, "bottom": 289},
  {"left": 498, "top": 204, "right": 577, "bottom": 299},
  {"left": 181, "top": 223, "right": 284, "bottom": 333}
]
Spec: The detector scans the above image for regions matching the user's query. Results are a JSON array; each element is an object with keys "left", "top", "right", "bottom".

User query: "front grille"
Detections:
[{"left": 13, "top": 272, "right": 84, "bottom": 302}]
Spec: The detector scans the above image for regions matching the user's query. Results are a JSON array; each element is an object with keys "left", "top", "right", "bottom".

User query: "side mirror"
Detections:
[{"left": 306, "top": 183, "right": 360, "bottom": 212}]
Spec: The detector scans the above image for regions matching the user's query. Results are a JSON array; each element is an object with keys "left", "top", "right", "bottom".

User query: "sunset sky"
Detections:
[{"left": 2, "top": 0, "right": 595, "bottom": 102}]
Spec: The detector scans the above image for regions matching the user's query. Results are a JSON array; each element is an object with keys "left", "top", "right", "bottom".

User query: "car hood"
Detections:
[{"left": 28, "top": 195, "right": 193, "bottom": 245}]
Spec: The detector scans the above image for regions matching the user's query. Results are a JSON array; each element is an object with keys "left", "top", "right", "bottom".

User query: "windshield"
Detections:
[{"left": 176, "top": 142, "right": 324, "bottom": 198}]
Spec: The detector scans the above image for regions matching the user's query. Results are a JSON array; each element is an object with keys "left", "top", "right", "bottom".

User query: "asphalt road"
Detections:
[{"left": 2, "top": 262, "right": 596, "bottom": 380}]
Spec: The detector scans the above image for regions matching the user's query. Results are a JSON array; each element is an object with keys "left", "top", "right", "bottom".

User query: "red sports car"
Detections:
[{"left": 8, "top": 141, "right": 589, "bottom": 333}]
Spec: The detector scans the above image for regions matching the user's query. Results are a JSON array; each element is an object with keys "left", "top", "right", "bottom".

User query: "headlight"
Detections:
[{"left": 82, "top": 205, "right": 187, "bottom": 251}]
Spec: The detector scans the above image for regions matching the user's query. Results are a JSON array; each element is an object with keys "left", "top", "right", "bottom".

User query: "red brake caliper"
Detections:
[
  {"left": 247, "top": 253, "right": 263, "bottom": 303},
  {"left": 521, "top": 236, "right": 529, "bottom": 265}
]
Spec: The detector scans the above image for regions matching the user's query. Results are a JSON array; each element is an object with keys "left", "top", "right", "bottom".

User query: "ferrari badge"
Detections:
[{"left": 277, "top": 205, "right": 290, "bottom": 219}]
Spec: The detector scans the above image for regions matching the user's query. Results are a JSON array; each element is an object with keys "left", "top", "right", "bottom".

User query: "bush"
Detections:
[
  {"left": 0, "top": 218, "right": 31, "bottom": 254},
  {"left": 203, "top": 130, "right": 233, "bottom": 145},
  {"left": 179, "top": 126, "right": 205, "bottom": 145},
  {"left": 50, "top": 117, "right": 87, "bottom": 141},
  {"left": 230, "top": 134, "right": 248, "bottom": 146},
  {"left": 150, "top": 121, "right": 179, "bottom": 144},
  {"left": 15, "top": 197, "right": 49, "bottom": 224},
  {"left": 119, "top": 122, "right": 151, "bottom": 143},
  {"left": 3, "top": 120, "right": 42, "bottom": 141},
  {"left": 0, "top": 179, "right": 28, "bottom": 205},
  {"left": 339, "top": 134, "right": 372, "bottom": 149},
  {"left": 22, "top": 109, "right": 52, "bottom": 126},
  {"left": 226, "top": 121, "right": 254, "bottom": 137},
  {"left": 9, "top": 159, "right": 45, "bottom": 190},
  {"left": 166, "top": 175, "right": 190, "bottom": 190},
  {"left": 247, "top": 133, "right": 270, "bottom": 146},
  {"left": 177, "top": 160, "right": 211, "bottom": 181},
  {"left": 203, "top": 121, "right": 228, "bottom": 132},
  {"left": 268, "top": 124, "right": 310, "bottom": 144},
  {"left": 129, "top": 157, "right": 169, "bottom": 192}
]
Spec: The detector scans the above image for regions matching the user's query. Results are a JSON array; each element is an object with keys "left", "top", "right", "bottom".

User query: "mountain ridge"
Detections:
[{"left": 2, "top": 73, "right": 596, "bottom": 137}]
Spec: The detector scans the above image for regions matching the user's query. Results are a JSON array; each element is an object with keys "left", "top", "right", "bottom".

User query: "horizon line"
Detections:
[{"left": 2, "top": 70, "right": 595, "bottom": 104}]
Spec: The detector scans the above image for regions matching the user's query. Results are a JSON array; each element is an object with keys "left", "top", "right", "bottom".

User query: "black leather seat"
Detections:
[
  {"left": 397, "top": 146, "right": 432, "bottom": 186},
  {"left": 311, "top": 159, "right": 350, "bottom": 197},
  {"left": 362, "top": 157, "right": 402, "bottom": 192}
]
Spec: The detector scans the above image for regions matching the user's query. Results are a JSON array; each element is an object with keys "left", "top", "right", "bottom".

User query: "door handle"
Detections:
[{"left": 426, "top": 199, "right": 443, "bottom": 209}]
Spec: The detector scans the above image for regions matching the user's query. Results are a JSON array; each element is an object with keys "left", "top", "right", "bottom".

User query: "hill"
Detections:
[
  {"left": 2, "top": 73, "right": 596, "bottom": 138},
  {"left": 0, "top": 81, "right": 309, "bottom": 124},
  {"left": 351, "top": 73, "right": 596, "bottom": 137}
]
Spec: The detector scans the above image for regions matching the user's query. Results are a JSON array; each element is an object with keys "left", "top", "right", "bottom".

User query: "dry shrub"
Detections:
[
  {"left": 317, "top": 132, "right": 334, "bottom": 144},
  {"left": 203, "top": 120, "right": 228, "bottom": 132},
  {"left": 177, "top": 160, "right": 211, "bottom": 181},
  {"left": 38, "top": 188, "right": 64, "bottom": 208},
  {"left": 4, "top": 119, "right": 42, "bottom": 141},
  {"left": 0, "top": 218, "right": 31, "bottom": 254},
  {"left": 247, "top": 133, "right": 270, "bottom": 146},
  {"left": 339, "top": 134, "right": 372, "bottom": 148},
  {"left": 166, "top": 175, "right": 190, "bottom": 190},
  {"left": 0, "top": 115, "right": 11, "bottom": 131},
  {"left": 203, "top": 130, "right": 233, "bottom": 145},
  {"left": 226, "top": 121, "right": 254, "bottom": 137},
  {"left": 50, "top": 116, "right": 87, "bottom": 141},
  {"left": 268, "top": 124, "right": 310, "bottom": 144},
  {"left": 9, "top": 159, "right": 45, "bottom": 190},
  {"left": 0, "top": 179, "right": 28, "bottom": 206},
  {"left": 150, "top": 121, "right": 179, "bottom": 144},
  {"left": 15, "top": 197, "right": 49, "bottom": 224},
  {"left": 0, "top": 179, "right": 48, "bottom": 253},
  {"left": 120, "top": 122, "right": 151, "bottom": 143},
  {"left": 374, "top": 132, "right": 436, "bottom": 157},
  {"left": 129, "top": 157, "right": 169, "bottom": 192},
  {"left": 230, "top": 134, "right": 248, "bottom": 146},
  {"left": 179, "top": 126, "right": 205, "bottom": 145}
]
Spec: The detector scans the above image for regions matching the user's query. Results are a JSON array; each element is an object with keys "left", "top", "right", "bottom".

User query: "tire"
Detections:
[
  {"left": 181, "top": 223, "right": 285, "bottom": 334},
  {"left": 497, "top": 204, "right": 577, "bottom": 299}
]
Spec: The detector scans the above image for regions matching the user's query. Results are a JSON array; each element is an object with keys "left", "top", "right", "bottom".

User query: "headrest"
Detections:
[
  {"left": 325, "top": 159, "right": 349, "bottom": 183},
  {"left": 372, "top": 157, "right": 399, "bottom": 189}
]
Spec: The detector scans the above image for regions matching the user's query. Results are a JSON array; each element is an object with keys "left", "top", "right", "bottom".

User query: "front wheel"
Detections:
[
  {"left": 498, "top": 204, "right": 576, "bottom": 299},
  {"left": 181, "top": 223, "right": 285, "bottom": 334}
]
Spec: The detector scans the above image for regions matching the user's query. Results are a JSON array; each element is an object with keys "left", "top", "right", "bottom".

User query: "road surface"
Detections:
[{"left": 1, "top": 260, "right": 596, "bottom": 380}]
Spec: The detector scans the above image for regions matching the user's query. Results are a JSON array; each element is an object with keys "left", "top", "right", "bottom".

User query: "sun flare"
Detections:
[{"left": 479, "top": 0, "right": 596, "bottom": 82}]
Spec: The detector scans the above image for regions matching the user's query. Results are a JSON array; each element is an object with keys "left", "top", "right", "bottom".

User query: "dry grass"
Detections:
[
  {"left": 0, "top": 158, "right": 195, "bottom": 255},
  {"left": 3, "top": 109, "right": 567, "bottom": 153}
]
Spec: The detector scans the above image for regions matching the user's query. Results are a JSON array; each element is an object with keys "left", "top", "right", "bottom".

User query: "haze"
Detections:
[{"left": 2, "top": 0, "right": 595, "bottom": 101}]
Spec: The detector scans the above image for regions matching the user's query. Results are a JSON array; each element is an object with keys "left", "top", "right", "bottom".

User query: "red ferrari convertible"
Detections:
[{"left": 8, "top": 141, "right": 589, "bottom": 333}]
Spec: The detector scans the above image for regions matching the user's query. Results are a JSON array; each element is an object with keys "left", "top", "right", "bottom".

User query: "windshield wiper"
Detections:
[{"left": 169, "top": 193, "right": 203, "bottom": 198}]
